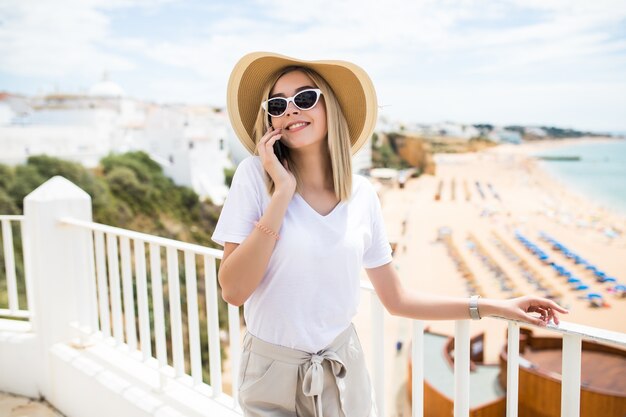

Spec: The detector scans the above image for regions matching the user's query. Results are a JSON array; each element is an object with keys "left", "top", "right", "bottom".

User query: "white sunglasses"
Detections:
[{"left": 261, "top": 88, "right": 323, "bottom": 117}]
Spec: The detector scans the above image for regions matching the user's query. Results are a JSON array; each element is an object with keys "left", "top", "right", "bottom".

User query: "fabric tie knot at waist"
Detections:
[{"left": 302, "top": 350, "right": 347, "bottom": 417}]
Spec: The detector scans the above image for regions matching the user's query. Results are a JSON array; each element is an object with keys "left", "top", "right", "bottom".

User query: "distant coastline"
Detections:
[
  {"left": 523, "top": 137, "right": 626, "bottom": 217},
  {"left": 535, "top": 155, "right": 581, "bottom": 161}
]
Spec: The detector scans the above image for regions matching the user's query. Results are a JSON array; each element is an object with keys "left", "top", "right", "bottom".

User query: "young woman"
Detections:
[{"left": 212, "top": 52, "right": 567, "bottom": 417}]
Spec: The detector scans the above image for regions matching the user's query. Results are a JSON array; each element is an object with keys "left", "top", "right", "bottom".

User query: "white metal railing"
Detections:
[
  {"left": 358, "top": 279, "right": 626, "bottom": 417},
  {"left": 59, "top": 217, "right": 243, "bottom": 407},
  {"left": 2, "top": 213, "right": 624, "bottom": 417},
  {"left": 0, "top": 215, "right": 31, "bottom": 319},
  {"left": 497, "top": 318, "right": 626, "bottom": 417}
]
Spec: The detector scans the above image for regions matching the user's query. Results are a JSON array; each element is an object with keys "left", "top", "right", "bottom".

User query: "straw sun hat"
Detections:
[{"left": 226, "top": 51, "right": 378, "bottom": 156}]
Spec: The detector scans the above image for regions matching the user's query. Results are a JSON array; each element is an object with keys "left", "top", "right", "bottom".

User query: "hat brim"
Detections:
[{"left": 227, "top": 51, "right": 377, "bottom": 156}]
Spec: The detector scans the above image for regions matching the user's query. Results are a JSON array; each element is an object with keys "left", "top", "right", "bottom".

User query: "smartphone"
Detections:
[
  {"left": 273, "top": 140, "right": 287, "bottom": 162},
  {"left": 267, "top": 119, "right": 288, "bottom": 162}
]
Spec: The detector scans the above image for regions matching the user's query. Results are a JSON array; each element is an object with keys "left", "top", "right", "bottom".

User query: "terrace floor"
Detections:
[{"left": 0, "top": 392, "right": 64, "bottom": 417}]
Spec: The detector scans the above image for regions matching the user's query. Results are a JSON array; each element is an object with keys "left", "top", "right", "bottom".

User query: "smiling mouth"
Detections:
[{"left": 286, "top": 122, "right": 310, "bottom": 131}]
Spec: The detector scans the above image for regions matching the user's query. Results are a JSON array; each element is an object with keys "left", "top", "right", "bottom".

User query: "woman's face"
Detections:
[{"left": 268, "top": 70, "right": 328, "bottom": 152}]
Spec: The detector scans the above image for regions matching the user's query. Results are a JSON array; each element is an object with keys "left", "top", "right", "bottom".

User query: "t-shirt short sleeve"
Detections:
[
  {"left": 211, "top": 157, "right": 264, "bottom": 247},
  {"left": 362, "top": 181, "right": 393, "bottom": 269}
]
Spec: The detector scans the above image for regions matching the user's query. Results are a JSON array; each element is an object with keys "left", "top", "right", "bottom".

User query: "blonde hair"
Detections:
[{"left": 252, "top": 66, "right": 353, "bottom": 202}]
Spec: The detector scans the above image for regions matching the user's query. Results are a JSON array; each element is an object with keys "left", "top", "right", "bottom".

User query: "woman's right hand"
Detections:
[{"left": 257, "top": 127, "right": 296, "bottom": 196}]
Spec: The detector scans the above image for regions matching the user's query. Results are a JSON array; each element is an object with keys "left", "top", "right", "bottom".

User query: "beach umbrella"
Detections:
[
  {"left": 575, "top": 284, "right": 589, "bottom": 291},
  {"left": 604, "top": 277, "right": 617, "bottom": 283},
  {"left": 567, "top": 278, "right": 581, "bottom": 283},
  {"left": 587, "top": 293, "right": 603, "bottom": 299}
]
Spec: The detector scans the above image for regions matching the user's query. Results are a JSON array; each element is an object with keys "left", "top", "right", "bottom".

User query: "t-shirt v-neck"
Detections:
[{"left": 294, "top": 192, "right": 343, "bottom": 218}]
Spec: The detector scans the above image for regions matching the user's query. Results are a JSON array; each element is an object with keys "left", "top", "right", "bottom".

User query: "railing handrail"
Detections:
[
  {"left": 357, "top": 280, "right": 626, "bottom": 348},
  {"left": 59, "top": 216, "right": 626, "bottom": 348},
  {"left": 0, "top": 215, "right": 24, "bottom": 220},
  {"left": 493, "top": 316, "right": 626, "bottom": 347},
  {"left": 59, "top": 217, "right": 224, "bottom": 259}
]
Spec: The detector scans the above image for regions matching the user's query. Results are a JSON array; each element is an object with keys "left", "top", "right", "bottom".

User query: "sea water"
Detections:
[{"left": 533, "top": 140, "right": 626, "bottom": 216}]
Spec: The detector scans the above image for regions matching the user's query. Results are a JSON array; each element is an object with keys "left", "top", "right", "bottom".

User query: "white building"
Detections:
[
  {"left": 488, "top": 127, "right": 523, "bottom": 144},
  {"left": 385, "top": 120, "right": 480, "bottom": 141},
  {"left": 142, "top": 105, "right": 234, "bottom": 205},
  {"left": 525, "top": 126, "right": 547, "bottom": 137},
  {"left": 0, "top": 78, "right": 145, "bottom": 167},
  {"left": 353, "top": 134, "right": 373, "bottom": 174},
  {"left": 0, "top": 77, "right": 240, "bottom": 205},
  {"left": 429, "top": 122, "right": 480, "bottom": 140}
]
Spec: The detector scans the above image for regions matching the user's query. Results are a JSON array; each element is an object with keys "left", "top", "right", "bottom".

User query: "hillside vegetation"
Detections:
[{"left": 1, "top": 152, "right": 223, "bottom": 245}]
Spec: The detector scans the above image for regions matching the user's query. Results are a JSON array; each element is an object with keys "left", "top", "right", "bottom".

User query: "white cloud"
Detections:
[
  {"left": 0, "top": 0, "right": 624, "bottom": 129},
  {"left": 0, "top": 0, "right": 176, "bottom": 78},
  {"left": 0, "top": 1, "right": 130, "bottom": 77},
  {"left": 380, "top": 80, "right": 626, "bottom": 132}
]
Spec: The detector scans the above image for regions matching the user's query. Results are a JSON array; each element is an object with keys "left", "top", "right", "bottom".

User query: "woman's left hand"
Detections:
[{"left": 489, "top": 296, "right": 569, "bottom": 327}]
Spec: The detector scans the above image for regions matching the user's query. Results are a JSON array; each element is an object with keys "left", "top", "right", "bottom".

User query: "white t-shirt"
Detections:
[{"left": 211, "top": 156, "right": 392, "bottom": 353}]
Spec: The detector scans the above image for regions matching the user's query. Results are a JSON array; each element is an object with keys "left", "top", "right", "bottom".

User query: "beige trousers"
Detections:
[{"left": 238, "top": 323, "right": 378, "bottom": 417}]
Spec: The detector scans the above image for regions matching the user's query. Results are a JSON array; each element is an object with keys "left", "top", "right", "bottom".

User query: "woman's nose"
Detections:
[{"left": 285, "top": 101, "right": 299, "bottom": 116}]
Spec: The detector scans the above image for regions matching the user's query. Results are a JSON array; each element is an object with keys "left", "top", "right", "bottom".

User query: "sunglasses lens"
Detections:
[
  {"left": 294, "top": 90, "right": 319, "bottom": 110},
  {"left": 267, "top": 99, "right": 287, "bottom": 116},
  {"left": 265, "top": 90, "right": 320, "bottom": 116}
]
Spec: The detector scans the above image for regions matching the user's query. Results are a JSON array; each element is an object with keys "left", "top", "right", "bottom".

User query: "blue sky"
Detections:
[{"left": 1, "top": 0, "right": 625, "bottom": 133}]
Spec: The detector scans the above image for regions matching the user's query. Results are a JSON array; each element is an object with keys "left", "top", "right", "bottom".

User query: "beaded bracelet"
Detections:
[{"left": 254, "top": 221, "right": 280, "bottom": 241}]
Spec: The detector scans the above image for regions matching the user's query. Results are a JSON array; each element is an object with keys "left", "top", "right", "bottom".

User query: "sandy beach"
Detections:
[{"left": 355, "top": 138, "right": 626, "bottom": 416}]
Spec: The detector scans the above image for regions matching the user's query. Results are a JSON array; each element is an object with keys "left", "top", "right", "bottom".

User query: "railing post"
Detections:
[
  {"left": 561, "top": 334, "right": 582, "bottom": 417},
  {"left": 454, "top": 320, "right": 471, "bottom": 417},
  {"left": 204, "top": 255, "right": 223, "bottom": 398},
  {"left": 371, "top": 292, "right": 385, "bottom": 416},
  {"left": 228, "top": 304, "right": 242, "bottom": 408},
  {"left": 1, "top": 219, "right": 19, "bottom": 313},
  {"left": 507, "top": 322, "right": 520, "bottom": 417},
  {"left": 412, "top": 320, "right": 425, "bottom": 417},
  {"left": 23, "top": 176, "right": 94, "bottom": 402}
]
